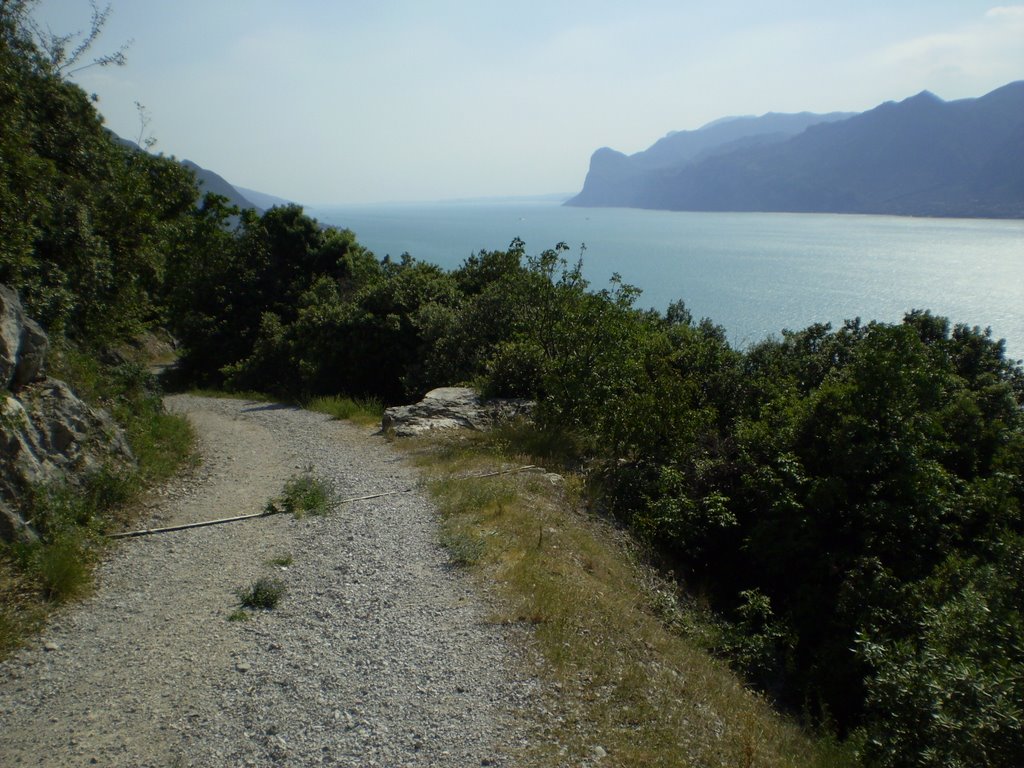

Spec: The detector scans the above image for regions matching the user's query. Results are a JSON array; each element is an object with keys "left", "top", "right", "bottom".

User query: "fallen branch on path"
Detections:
[
  {"left": 107, "top": 488, "right": 412, "bottom": 539},
  {"left": 107, "top": 465, "right": 540, "bottom": 539}
]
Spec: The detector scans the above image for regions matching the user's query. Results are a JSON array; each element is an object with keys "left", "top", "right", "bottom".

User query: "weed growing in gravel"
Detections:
[
  {"left": 227, "top": 608, "right": 250, "bottom": 622},
  {"left": 237, "top": 577, "right": 285, "bottom": 610},
  {"left": 306, "top": 395, "right": 383, "bottom": 426},
  {"left": 269, "top": 554, "right": 293, "bottom": 567},
  {"left": 265, "top": 472, "right": 334, "bottom": 518}
]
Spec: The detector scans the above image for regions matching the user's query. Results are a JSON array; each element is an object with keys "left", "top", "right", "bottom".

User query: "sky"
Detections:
[{"left": 31, "top": 0, "right": 1024, "bottom": 205}]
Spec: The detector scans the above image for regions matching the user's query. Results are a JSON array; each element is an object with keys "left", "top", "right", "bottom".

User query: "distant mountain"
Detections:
[
  {"left": 568, "top": 111, "right": 854, "bottom": 207},
  {"left": 111, "top": 134, "right": 293, "bottom": 216},
  {"left": 181, "top": 160, "right": 262, "bottom": 213},
  {"left": 234, "top": 186, "right": 298, "bottom": 210},
  {"left": 566, "top": 81, "right": 1024, "bottom": 218}
]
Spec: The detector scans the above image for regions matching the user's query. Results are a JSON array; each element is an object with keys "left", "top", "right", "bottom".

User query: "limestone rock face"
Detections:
[
  {"left": 0, "top": 285, "right": 134, "bottom": 543},
  {"left": 381, "top": 387, "right": 534, "bottom": 437},
  {"left": 0, "top": 283, "right": 49, "bottom": 391}
]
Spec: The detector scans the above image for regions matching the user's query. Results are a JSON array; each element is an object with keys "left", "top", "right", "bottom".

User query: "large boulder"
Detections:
[
  {"left": 381, "top": 386, "right": 534, "bottom": 437},
  {"left": 0, "top": 284, "right": 48, "bottom": 391}
]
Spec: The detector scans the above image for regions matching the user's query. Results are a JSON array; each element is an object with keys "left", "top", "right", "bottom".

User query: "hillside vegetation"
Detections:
[{"left": 2, "top": 4, "right": 1023, "bottom": 765}]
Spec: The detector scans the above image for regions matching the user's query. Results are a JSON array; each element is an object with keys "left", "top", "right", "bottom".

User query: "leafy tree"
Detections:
[{"left": 1, "top": 1, "right": 200, "bottom": 343}]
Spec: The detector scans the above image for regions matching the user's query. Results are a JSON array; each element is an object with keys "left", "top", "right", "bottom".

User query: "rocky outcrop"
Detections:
[
  {"left": 0, "top": 286, "right": 134, "bottom": 543},
  {"left": 1, "top": 284, "right": 49, "bottom": 390},
  {"left": 381, "top": 387, "right": 534, "bottom": 437}
]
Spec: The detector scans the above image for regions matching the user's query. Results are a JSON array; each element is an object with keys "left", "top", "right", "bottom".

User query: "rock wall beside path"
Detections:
[{"left": 0, "top": 284, "right": 133, "bottom": 543}]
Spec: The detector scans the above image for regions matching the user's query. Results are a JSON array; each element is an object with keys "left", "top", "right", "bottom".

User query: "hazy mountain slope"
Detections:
[
  {"left": 234, "top": 186, "right": 298, "bottom": 210},
  {"left": 567, "top": 111, "right": 853, "bottom": 207},
  {"left": 109, "top": 134, "right": 267, "bottom": 214},
  {"left": 568, "top": 81, "right": 1024, "bottom": 218},
  {"left": 181, "top": 160, "right": 262, "bottom": 213}
]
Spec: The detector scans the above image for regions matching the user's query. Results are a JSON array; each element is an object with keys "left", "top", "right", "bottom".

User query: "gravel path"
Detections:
[{"left": 0, "top": 395, "right": 540, "bottom": 767}]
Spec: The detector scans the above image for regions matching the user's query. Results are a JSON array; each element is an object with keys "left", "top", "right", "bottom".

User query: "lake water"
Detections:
[{"left": 311, "top": 201, "right": 1024, "bottom": 360}]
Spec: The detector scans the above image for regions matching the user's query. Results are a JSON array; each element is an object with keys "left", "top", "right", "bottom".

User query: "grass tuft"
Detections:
[
  {"left": 439, "top": 528, "right": 487, "bottom": 567},
  {"left": 237, "top": 576, "right": 285, "bottom": 610},
  {"left": 185, "top": 388, "right": 276, "bottom": 402},
  {"left": 265, "top": 472, "right": 334, "bottom": 518},
  {"left": 33, "top": 535, "right": 92, "bottom": 603},
  {"left": 306, "top": 395, "right": 384, "bottom": 426}
]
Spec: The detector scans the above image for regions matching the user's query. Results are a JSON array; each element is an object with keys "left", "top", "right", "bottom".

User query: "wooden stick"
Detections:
[
  {"left": 107, "top": 488, "right": 413, "bottom": 539},
  {"left": 107, "top": 510, "right": 277, "bottom": 538},
  {"left": 107, "top": 465, "right": 540, "bottom": 539},
  {"left": 457, "top": 464, "right": 538, "bottom": 479}
]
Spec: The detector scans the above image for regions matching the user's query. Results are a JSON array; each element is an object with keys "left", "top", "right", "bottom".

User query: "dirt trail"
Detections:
[{"left": 0, "top": 396, "right": 535, "bottom": 767}]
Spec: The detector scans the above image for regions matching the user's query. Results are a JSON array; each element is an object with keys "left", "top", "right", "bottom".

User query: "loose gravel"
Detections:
[{"left": 0, "top": 395, "right": 542, "bottom": 767}]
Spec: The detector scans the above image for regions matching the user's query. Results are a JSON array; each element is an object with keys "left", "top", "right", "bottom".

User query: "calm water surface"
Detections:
[{"left": 311, "top": 202, "right": 1024, "bottom": 359}]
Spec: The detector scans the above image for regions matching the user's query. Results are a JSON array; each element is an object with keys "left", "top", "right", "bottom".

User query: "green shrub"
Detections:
[{"left": 481, "top": 339, "right": 546, "bottom": 398}]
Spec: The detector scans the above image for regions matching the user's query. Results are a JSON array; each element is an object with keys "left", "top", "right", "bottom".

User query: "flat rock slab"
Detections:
[{"left": 382, "top": 387, "right": 534, "bottom": 437}]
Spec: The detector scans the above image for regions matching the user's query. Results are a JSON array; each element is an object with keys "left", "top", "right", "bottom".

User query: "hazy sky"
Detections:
[{"left": 33, "top": 1, "right": 1024, "bottom": 204}]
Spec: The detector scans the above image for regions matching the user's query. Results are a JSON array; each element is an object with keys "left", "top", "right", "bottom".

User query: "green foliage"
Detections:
[
  {"left": 856, "top": 538, "right": 1024, "bottom": 767},
  {"left": 482, "top": 338, "right": 546, "bottom": 398},
  {"left": 1, "top": 2, "right": 214, "bottom": 346},
  {"left": 715, "top": 588, "right": 794, "bottom": 695}
]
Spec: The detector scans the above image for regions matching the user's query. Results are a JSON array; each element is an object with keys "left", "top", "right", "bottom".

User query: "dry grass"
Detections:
[
  {"left": 185, "top": 388, "right": 277, "bottom": 403},
  {"left": 404, "top": 431, "right": 856, "bottom": 768},
  {"left": 0, "top": 559, "right": 46, "bottom": 657}
]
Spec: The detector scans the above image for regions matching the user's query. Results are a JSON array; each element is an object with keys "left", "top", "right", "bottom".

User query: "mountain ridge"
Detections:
[{"left": 567, "top": 81, "right": 1024, "bottom": 218}]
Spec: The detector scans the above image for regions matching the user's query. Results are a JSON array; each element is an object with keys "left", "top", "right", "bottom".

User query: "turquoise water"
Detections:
[{"left": 311, "top": 201, "right": 1024, "bottom": 359}]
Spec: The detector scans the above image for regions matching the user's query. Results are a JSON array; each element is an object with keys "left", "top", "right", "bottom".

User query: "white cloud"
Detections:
[
  {"left": 985, "top": 5, "right": 1024, "bottom": 19},
  {"left": 865, "top": 5, "right": 1024, "bottom": 95}
]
